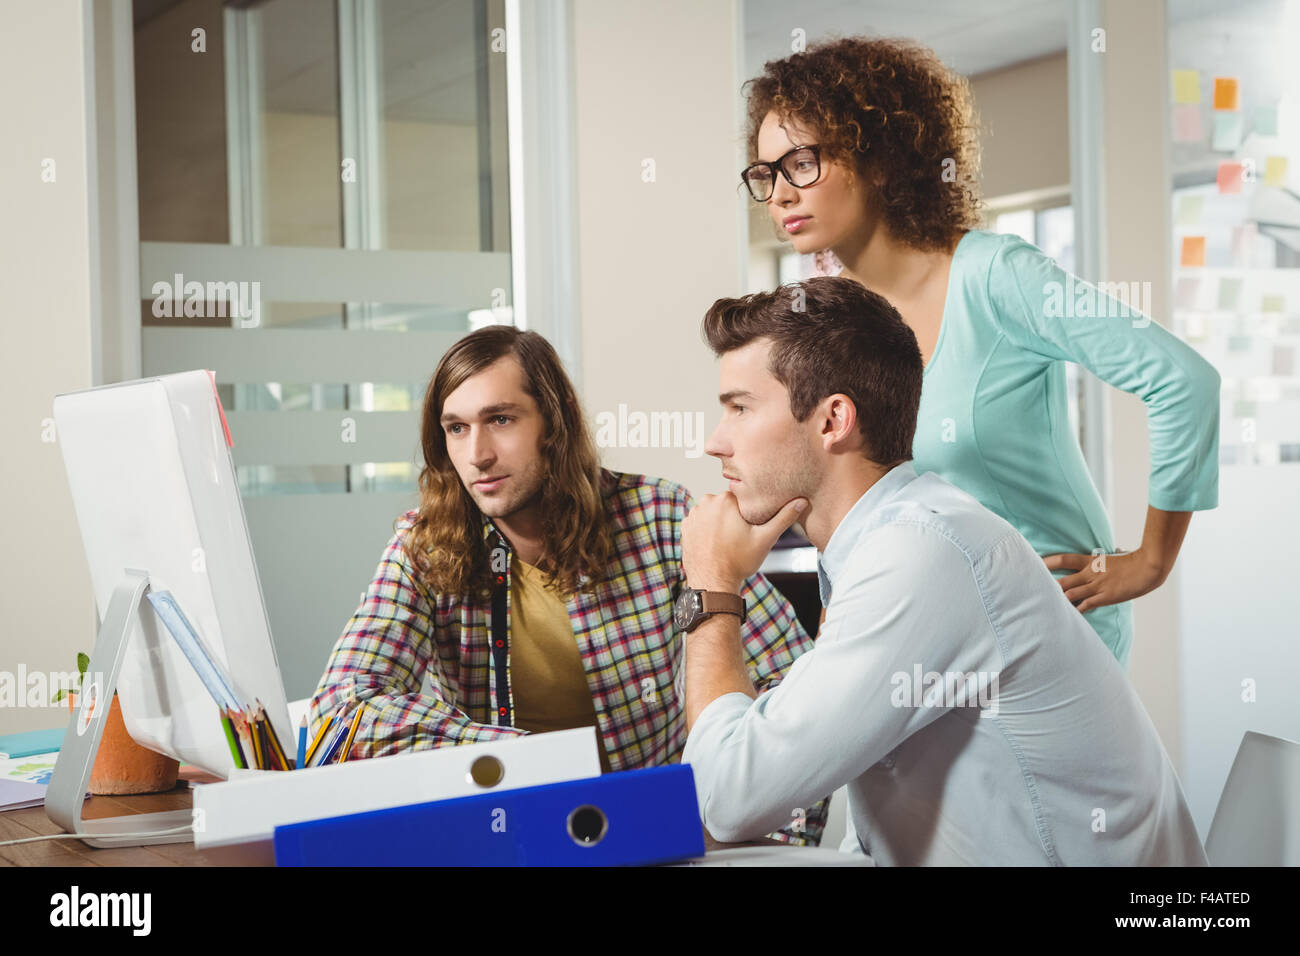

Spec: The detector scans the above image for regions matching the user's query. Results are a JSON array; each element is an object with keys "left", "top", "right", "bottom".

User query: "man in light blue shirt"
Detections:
[{"left": 678, "top": 276, "right": 1207, "bottom": 865}]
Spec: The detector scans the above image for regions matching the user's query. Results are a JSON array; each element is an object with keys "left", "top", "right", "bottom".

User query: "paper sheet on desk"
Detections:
[
  {"left": 0, "top": 752, "right": 59, "bottom": 785},
  {"left": 0, "top": 777, "right": 50, "bottom": 812},
  {"left": 0, "top": 755, "right": 92, "bottom": 811}
]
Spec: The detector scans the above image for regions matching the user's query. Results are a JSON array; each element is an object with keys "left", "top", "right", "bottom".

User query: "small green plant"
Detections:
[{"left": 51, "top": 652, "right": 91, "bottom": 704}]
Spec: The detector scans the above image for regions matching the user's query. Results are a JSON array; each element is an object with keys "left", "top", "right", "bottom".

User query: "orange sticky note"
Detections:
[
  {"left": 1217, "top": 161, "right": 1244, "bottom": 194},
  {"left": 1213, "top": 77, "right": 1240, "bottom": 110},
  {"left": 1180, "top": 236, "right": 1206, "bottom": 267},
  {"left": 1265, "top": 155, "right": 1288, "bottom": 187}
]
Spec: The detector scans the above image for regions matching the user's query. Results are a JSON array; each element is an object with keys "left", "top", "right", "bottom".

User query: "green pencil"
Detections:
[{"left": 220, "top": 710, "right": 246, "bottom": 769}]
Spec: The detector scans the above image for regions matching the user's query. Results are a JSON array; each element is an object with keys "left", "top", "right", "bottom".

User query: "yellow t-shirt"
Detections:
[{"left": 510, "top": 555, "right": 611, "bottom": 773}]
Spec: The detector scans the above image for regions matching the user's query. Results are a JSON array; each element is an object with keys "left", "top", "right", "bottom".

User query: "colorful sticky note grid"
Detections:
[
  {"left": 1265, "top": 156, "right": 1288, "bottom": 187},
  {"left": 1213, "top": 76, "right": 1240, "bottom": 111},
  {"left": 1212, "top": 112, "right": 1243, "bottom": 151},
  {"left": 1180, "top": 236, "right": 1206, "bottom": 267},
  {"left": 1217, "top": 277, "right": 1242, "bottom": 310},
  {"left": 1254, "top": 104, "right": 1278, "bottom": 136},
  {"left": 1173, "top": 104, "right": 1204, "bottom": 143},
  {"left": 1175, "top": 194, "right": 1204, "bottom": 224},
  {"left": 1217, "top": 161, "right": 1244, "bottom": 194},
  {"left": 1172, "top": 69, "right": 1200, "bottom": 105}
]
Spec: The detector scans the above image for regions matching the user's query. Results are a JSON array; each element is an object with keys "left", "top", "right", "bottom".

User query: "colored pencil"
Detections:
[
  {"left": 247, "top": 706, "right": 266, "bottom": 769},
  {"left": 258, "top": 701, "right": 291, "bottom": 771},
  {"left": 219, "top": 710, "right": 245, "bottom": 769},
  {"left": 230, "top": 709, "right": 255, "bottom": 768},
  {"left": 336, "top": 701, "right": 366, "bottom": 764},
  {"left": 305, "top": 703, "right": 345, "bottom": 766},
  {"left": 315, "top": 706, "right": 356, "bottom": 766},
  {"left": 296, "top": 715, "right": 308, "bottom": 769}
]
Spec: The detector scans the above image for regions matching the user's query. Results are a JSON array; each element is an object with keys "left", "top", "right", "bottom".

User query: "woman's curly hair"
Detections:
[
  {"left": 402, "top": 326, "right": 613, "bottom": 600},
  {"left": 745, "top": 35, "right": 984, "bottom": 250}
]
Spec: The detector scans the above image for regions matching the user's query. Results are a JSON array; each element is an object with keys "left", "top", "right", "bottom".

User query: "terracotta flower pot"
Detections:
[{"left": 67, "top": 691, "right": 180, "bottom": 795}]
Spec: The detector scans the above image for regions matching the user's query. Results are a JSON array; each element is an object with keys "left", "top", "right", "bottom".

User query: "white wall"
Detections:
[
  {"left": 1098, "top": 0, "right": 1184, "bottom": 776},
  {"left": 571, "top": 0, "right": 743, "bottom": 496},
  {"left": 970, "top": 52, "right": 1071, "bottom": 202},
  {"left": 0, "top": 0, "right": 97, "bottom": 735},
  {"left": 1177, "top": 465, "right": 1300, "bottom": 837}
]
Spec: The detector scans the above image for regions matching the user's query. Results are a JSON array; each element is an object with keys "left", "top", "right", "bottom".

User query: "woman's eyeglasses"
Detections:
[{"left": 740, "top": 145, "right": 822, "bottom": 202}]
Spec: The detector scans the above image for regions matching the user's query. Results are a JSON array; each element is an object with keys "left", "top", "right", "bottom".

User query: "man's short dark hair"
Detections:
[{"left": 701, "top": 276, "right": 922, "bottom": 464}]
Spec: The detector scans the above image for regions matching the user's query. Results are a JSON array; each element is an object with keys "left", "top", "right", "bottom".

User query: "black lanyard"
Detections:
[{"left": 489, "top": 542, "right": 512, "bottom": 727}]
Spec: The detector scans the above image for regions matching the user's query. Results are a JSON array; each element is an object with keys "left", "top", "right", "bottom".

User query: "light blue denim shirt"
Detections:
[{"left": 682, "top": 462, "right": 1208, "bottom": 865}]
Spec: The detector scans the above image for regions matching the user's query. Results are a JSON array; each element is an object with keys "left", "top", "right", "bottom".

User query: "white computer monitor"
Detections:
[{"left": 52, "top": 369, "right": 292, "bottom": 778}]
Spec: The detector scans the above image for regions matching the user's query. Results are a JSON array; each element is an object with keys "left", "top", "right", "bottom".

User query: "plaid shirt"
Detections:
[{"left": 309, "top": 468, "right": 829, "bottom": 847}]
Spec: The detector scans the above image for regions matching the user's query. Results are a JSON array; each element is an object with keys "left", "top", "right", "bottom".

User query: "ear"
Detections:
[{"left": 820, "top": 394, "right": 861, "bottom": 450}]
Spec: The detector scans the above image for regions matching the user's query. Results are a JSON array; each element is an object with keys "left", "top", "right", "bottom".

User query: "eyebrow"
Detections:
[
  {"left": 440, "top": 402, "right": 525, "bottom": 425},
  {"left": 755, "top": 138, "right": 808, "bottom": 163},
  {"left": 718, "top": 390, "right": 757, "bottom": 405}
]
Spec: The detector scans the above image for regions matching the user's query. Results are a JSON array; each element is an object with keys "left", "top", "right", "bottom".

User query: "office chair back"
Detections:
[{"left": 1205, "top": 730, "right": 1300, "bottom": 866}]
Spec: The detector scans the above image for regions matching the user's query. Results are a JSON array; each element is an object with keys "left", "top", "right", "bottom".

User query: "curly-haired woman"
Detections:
[{"left": 740, "top": 36, "right": 1220, "bottom": 668}]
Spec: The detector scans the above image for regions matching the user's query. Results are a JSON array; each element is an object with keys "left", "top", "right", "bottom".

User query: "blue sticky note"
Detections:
[
  {"left": 1212, "top": 112, "right": 1244, "bottom": 151},
  {"left": 1217, "top": 276, "right": 1243, "bottom": 310},
  {"left": 1255, "top": 104, "right": 1278, "bottom": 136}
]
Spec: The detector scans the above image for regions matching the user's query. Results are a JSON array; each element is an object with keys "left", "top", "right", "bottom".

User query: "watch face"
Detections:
[{"left": 673, "top": 589, "right": 700, "bottom": 631}]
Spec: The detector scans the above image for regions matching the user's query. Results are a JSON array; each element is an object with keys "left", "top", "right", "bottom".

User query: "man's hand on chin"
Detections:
[{"left": 681, "top": 493, "right": 808, "bottom": 592}]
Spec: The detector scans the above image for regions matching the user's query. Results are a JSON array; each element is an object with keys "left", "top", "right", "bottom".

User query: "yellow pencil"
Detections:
[
  {"left": 336, "top": 700, "right": 366, "bottom": 764},
  {"left": 304, "top": 703, "right": 345, "bottom": 766},
  {"left": 246, "top": 706, "right": 266, "bottom": 769},
  {"left": 257, "top": 700, "right": 292, "bottom": 771}
]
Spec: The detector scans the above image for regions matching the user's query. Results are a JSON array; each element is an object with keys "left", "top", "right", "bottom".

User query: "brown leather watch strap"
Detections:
[{"left": 699, "top": 591, "right": 744, "bottom": 618}]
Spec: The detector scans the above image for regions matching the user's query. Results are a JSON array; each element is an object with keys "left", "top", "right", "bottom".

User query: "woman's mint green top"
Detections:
[{"left": 906, "top": 229, "right": 1220, "bottom": 668}]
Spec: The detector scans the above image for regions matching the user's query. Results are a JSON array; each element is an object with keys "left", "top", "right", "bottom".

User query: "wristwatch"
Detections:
[{"left": 673, "top": 587, "right": 746, "bottom": 633}]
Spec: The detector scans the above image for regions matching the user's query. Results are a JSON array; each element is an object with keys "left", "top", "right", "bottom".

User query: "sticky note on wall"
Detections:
[
  {"left": 1217, "top": 277, "right": 1242, "bottom": 310},
  {"left": 1173, "top": 105, "right": 1204, "bottom": 143},
  {"left": 1274, "top": 345, "right": 1296, "bottom": 376},
  {"left": 1213, "top": 76, "right": 1240, "bottom": 110},
  {"left": 1180, "top": 236, "right": 1206, "bottom": 267},
  {"left": 1174, "top": 276, "right": 1201, "bottom": 309},
  {"left": 1175, "top": 194, "right": 1204, "bottom": 224},
  {"left": 1212, "top": 112, "right": 1243, "bottom": 151},
  {"left": 1254, "top": 104, "right": 1279, "bottom": 136},
  {"left": 1172, "top": 69, "right": 1200, "bottom": 104},
  {"left": 1217, "top": 161, "right": 1244, "bottom": 193},
  {"left": 1265, "top": 156, "right": 1288, "bottom": 187}
]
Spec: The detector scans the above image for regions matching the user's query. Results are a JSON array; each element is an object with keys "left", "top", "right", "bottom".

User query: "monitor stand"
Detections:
[{"left": 44, "top": 569, "right": 195, "bottom": 848}]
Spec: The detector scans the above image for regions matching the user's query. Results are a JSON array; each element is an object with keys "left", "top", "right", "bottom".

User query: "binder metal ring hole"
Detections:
[
  {"left": 468, "top": 755, "right": 505, "bottom": 788},
  {"left": 566, "top": 804, "right": 608, "bottom": 847}
]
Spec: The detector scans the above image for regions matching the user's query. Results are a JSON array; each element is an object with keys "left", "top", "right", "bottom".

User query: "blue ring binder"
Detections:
[{"left": 272, "top": 763, "right": 706, "bottom": 866}]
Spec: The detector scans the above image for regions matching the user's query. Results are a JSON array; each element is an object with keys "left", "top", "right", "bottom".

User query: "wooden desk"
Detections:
[{"left": 0, "top": 784, "right": 211, "bottom": 867}]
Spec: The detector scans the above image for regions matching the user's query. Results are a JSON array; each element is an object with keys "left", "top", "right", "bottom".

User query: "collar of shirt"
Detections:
[{"left": 816, "top": 461, "right": 920, "bottom": 604}]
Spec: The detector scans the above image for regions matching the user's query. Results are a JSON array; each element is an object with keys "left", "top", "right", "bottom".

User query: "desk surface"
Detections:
[
  {"left": 0, "top": 784, "right": 208, "bottom": 867},
  {"left": 0, "top": 787, "right": 864, "bottom": 866}
]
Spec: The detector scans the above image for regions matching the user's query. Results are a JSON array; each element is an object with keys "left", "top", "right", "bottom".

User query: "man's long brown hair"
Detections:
[{"left": 402, "top": 326, "right": 613, "bottom": 598}]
